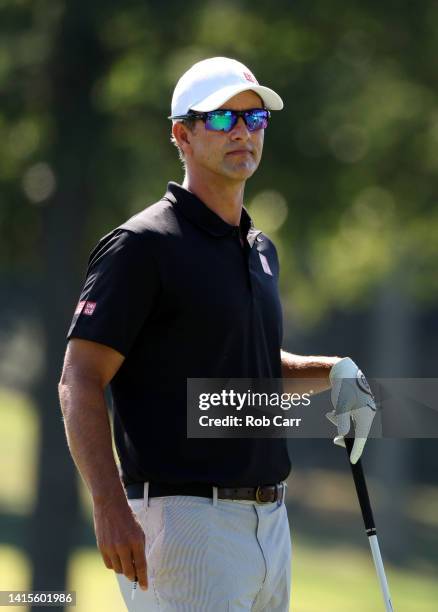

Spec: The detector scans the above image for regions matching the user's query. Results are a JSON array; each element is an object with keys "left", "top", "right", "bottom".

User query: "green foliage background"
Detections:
[
  {"left": 2, "top": 0, "right": 438, "bottom": 324},
  {"left": 1, "top": 2, "right": 438, "bottom": 609}
]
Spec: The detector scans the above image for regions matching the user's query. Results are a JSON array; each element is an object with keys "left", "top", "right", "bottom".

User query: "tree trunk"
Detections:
[
  {"left": 370, "top": 275, "right": 414, "bottom": 564},
  {"left": 29, "top": 3, "right": 108, "bottom": 608}
]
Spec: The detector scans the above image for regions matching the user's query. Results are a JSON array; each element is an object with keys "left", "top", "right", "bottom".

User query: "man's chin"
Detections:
[{"left": 222, "top": 161, "right": 258, "bottom": 180}]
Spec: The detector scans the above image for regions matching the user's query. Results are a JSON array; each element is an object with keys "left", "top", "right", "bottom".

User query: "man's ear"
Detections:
[{"left": 172, "top": 122, "right": 192, "bottom": 155}]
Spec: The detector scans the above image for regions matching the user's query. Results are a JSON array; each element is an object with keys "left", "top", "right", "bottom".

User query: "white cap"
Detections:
[{"left": 170, "top": 57, "right": 283, "bottom": 118}]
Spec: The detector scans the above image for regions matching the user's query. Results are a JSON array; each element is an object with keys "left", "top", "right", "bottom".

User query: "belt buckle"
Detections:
[{"left": 255, "top": 485, "right": 272, "bottom": 504}]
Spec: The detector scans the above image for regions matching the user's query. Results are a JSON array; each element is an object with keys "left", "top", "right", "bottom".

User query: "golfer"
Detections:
[{"left": 59, "top": 57, "right": 376, "bottom": 611}]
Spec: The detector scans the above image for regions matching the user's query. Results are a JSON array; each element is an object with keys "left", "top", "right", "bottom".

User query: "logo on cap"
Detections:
[{"left": 243, "top": 72, "right": 257, "bottom": 83}]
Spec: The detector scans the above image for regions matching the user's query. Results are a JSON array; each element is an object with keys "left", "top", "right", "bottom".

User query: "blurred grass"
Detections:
[
  {"left": 68, "top": 549, "right": 125, "bottom": 612},
  {"left": 0, "top": 545, "right": 31, "bottom": 591},
  {"left": 0, "top": 388, "right": 39, "bottom": 514},
  {"left": 293, "top": 540, "right": 438, "bottom": 611},
  {"left": 1, "top": 539, "right": 438, "bottom": 611},
  {"left": 1, "top": 386, "right": 438, "bottom": 611}
]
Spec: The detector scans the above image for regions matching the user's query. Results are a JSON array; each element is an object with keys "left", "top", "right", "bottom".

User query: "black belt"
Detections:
[{"left": 126, "top": 482, "right": 285, "bottom": 504}]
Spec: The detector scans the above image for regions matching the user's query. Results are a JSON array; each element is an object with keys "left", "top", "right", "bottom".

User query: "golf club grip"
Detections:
[{"left": 345, "top": 437, "right": 376, "bottom": 534}]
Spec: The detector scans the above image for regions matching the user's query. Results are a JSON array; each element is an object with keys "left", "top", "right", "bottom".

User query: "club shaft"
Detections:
[
  {"left": 345, "top": 438, "right": 394, "bottom": 611},
  {"left": 368, "top": 535, "right": 394, "bottom": 612}
]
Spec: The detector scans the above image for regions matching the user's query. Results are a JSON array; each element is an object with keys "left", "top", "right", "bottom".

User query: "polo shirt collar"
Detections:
[{"left": 164, "top": 182, "right": 261, "bottom": 246}]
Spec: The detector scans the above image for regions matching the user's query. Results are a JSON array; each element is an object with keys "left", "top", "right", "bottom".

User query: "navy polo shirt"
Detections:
[{"left": 68, "top": 182, "right": 291, "bottom": 487}]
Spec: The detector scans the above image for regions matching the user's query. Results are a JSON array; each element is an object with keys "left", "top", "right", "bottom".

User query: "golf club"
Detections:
[{"left": 345, "top": 437, "right": 394, "bottom": 612}]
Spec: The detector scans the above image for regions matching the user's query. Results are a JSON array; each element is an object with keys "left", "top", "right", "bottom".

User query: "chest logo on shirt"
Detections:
[
  {"left": 259, "top": 252, "right": 273, "bottom": 276},
  {"left": 75, "top": 300, "right": 97, "bottom": 316}
]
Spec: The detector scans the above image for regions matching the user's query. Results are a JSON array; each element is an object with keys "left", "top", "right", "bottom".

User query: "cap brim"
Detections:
[{"left": 190, "top": 83, "right": 284, "bottom": 112}]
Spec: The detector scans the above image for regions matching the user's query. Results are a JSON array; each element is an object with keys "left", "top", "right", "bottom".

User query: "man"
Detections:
[{"left": 59, "top": 57, "right": 376, "bottom": 611}]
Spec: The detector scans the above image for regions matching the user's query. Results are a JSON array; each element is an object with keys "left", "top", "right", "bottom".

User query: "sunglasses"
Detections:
[{"left": 171, "top": 108, "right": 270, "bottom": 132}]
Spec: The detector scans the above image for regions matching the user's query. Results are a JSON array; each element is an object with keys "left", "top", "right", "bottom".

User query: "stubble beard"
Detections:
[{"left": 221, "top": 152, "right": 260, "bottom": 181}]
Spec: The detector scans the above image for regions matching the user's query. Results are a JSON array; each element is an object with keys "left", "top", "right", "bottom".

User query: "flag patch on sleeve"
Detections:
[{"left": 75, "top": 300, "right": 97, "bottom": 316}]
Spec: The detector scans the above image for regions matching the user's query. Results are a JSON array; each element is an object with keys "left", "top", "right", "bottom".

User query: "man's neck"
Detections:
[{"left": 182, "top": 170, "right": 245, "bottom": 227}]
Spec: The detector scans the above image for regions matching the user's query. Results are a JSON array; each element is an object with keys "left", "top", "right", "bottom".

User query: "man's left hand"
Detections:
[{"left": 326, "top": 357, "right": 376, "bottom": 464}]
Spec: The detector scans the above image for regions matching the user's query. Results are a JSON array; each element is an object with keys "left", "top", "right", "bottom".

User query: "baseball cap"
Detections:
[{"left": 170, "top": 57, "right": 283, "bottom": 118}]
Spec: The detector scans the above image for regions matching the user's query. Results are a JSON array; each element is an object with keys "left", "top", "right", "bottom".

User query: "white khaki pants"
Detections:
[{"left": 116, "top": 486, "right": 292, "bottom": 611}]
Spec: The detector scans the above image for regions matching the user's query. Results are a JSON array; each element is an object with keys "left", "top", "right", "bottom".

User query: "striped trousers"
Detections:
[{"left": 116, "top": 487, "right": 292, "bottom": 611}]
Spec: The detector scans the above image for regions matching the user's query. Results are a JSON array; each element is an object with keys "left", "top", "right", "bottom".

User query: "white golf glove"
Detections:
[{"left": 326, "top": 357, "right": 376, "bottom": 464}]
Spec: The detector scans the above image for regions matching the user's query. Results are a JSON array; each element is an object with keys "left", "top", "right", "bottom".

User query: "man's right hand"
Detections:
[{"left": 93, "top": 496, "right": 148, "bottom": 591}]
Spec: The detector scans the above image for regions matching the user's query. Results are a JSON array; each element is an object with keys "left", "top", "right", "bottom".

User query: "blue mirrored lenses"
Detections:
[
  {"left": 204, "top": 109, "right": 269, "bottom": 132},
  {"left": 244, "top": 109, "right": 269, "bottom": 131},
  {"left": 205, "top": 110, "right": 235, "bottom": 131}
]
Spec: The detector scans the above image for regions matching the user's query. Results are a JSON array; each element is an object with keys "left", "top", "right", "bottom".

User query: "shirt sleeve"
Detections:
[{"left": 67, "top": 229, "right": 159, "bottom": 356}]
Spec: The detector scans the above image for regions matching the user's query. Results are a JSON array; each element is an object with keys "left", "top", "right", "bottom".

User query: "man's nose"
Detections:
[{"left": 230, "top": 116, "right": 250, "bottom": 139}]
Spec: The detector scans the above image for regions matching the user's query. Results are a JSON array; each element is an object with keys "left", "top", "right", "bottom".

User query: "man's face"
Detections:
[{"left": 182, "top": 90, "right": 265, "bottom": 181}]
